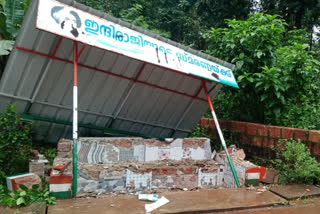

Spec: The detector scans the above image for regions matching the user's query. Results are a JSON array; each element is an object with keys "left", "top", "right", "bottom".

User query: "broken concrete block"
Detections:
[
  {"left": 263, "top": 168, "right": 279, "bottom": 184},
  {"left": 6, "top": 173, "right": 41, "bottom": 191},
  {"left": 31, "top": 150, "right": 40, "bottom": 159},
  {"left": 53, "top": 157, "right": 72, "bottom": 174},
  {"left": 49, "top": 170, "right": 72, "bottom": 199},
  {"left": 57, "top": 139, "right": 72, "bottom": 152},
  {"left": 245, "top": 170, "right": 260, "bottom": 186},
  {"left": 215, "top": 151, "right": 257, "bottom": 188},
  {"left": 246, "top": 167, "right": 279, "bottom": 185},
  {"left": 29, "top": 161, "right": 45, "bottom": 177},
  {"left": 126, "top": 169, "right": 152, "bottom": 191},
  {"left": 233, "top": 149, "right": 246, "bottom": 160}
]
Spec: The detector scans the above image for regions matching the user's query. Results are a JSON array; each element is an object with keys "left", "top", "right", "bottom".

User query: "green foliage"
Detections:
[
  {"left": 189, "top": 124, "right": 210, "bottom": 138},
  {"left": 4, "top": 0, "right": 25, "bottom": 39},
  {"left": 189, "top": 125, "right": 236, "bottom": 152},
  {"left": 0, "top": 179, "right": 56, "bottom": 207},
  {"left": 204, "top": 13, "right": 320, "bottom": 129},
  {"left": 75, "top": 0, "right": 105, "bottom": 12},
  {"left": 273, "top": 139, "right": 320, "bottom": 184},
  {"left": 0, "top": 104, "right": 32, "bottom": 184},
  {"left": 77, "top": 0, "right": 253, "bottom": 50},
  {"left": 0, "top": 39, "right": 14, "bottom": 55},
  {"left": 255, "top": 44, "right": 320, "bottom": 129}
]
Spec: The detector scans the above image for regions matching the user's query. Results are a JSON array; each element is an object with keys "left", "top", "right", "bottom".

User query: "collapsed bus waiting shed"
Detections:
[{"left": 0, "top": 0, "right": 238, "bottom": 143}]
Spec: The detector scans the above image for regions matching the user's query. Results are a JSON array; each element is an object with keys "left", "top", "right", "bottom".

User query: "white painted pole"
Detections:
[{"left": 72, "top": 41, "right": 78, "bottom": 196}]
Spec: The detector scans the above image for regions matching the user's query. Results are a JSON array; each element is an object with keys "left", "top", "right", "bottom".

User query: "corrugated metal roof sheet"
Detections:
[{"left": 0, "top": 0, "right": 233, "bottom": 143}]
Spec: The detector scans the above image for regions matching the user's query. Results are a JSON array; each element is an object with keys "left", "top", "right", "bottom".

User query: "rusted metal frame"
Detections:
[
  {"left": 16, "top": 46, "right": 207, "bottom": 102},
  {"left": 106, "top": 63, "right": 147, "bottom": 129},
  {"left": 24, "top": 37, "right": 63, "bottom": 115},
  {"left": 77, "top": 43, "right": 87, "bottom": 59},
  {"left": 170, "top": 83, "right": 204, "bottom": 137}
]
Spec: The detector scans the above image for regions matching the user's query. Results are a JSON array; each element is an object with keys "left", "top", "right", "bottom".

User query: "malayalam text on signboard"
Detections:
[{"left": 36, "top": 0, "right": 239, "bottom": 88}]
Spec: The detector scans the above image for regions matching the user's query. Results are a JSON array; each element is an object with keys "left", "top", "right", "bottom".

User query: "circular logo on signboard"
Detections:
[{"left": 51, "top": 6, "right": 82, "bottom": 38}]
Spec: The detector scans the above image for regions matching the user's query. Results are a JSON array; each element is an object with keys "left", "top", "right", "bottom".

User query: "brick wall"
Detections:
[{"left": 200, "top": 118, "right": 320, "bottom": 162}]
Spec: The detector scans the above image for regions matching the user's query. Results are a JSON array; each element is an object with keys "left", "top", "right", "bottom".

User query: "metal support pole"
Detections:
[
  {"left": 72, "top": 41, "right": 78, "bottom": 196},
  {"left": 202, "top": 81, "right": 240, "bottom": 187}
]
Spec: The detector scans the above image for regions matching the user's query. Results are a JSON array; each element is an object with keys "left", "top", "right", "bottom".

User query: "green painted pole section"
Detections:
[
  {"left": 226, "top": 150, "right": 240, "bottom": 187},
  {"left": 72, "top": 138, "right": 78, "bottom": 196},
  {"left": 211, "top": 109, "right": 240, "bottom": 187}
]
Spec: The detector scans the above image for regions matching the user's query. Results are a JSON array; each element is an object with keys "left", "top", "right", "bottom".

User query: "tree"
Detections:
[
  {"left": 76, "top": 0, "right": 254, "bottom": 50},
  {"left": 0, "top": 0, "right": 29, "bottom": 76},
  {"left": 260, "top": 0, "right": 320, "bottom": 50},
  {"left": 204, "top": 13, "right": 320, "bottom": 129}
]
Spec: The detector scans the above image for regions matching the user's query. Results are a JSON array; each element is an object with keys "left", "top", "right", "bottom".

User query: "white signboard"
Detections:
[{"left": 36, "top": 0, "right": 239, "bottom": 88}]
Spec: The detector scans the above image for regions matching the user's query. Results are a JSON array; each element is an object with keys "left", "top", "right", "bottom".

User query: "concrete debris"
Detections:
[
  {"left": 145, "top": 196, "right": 169, "bottom": 213},
  {"left": 29, "top": 149, "right": 50, "bottom": 177},
  {"left": 246, "top": 167, "right": 279, "bottom": 185},
  {"left": 233, "top": 149, "right": 246, "bottom": 160},
  {"left": 211, "top": 150, "right": 216, "bottom": 159},
  {"left": 50, "top": 137, "right": 279, "bottom": 197},
  {"left": 6, "top": 173, "right": 41, "bottom": 191}
]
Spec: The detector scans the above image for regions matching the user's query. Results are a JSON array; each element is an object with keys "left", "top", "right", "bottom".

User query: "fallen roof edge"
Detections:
[{"left": 59, "top": 0, "right": 235, "bottom": 70}]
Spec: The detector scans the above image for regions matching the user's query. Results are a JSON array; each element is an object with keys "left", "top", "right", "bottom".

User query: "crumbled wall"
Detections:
[
  {"left": 77, "top": 138, "right": 212, "bottom": 163},
  {"left": 51, "top": 137, "right": 260, "bottom": 196}
]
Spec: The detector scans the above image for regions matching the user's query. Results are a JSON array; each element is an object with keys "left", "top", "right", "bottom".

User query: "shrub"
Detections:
[
  {"left": 0, "top": 104, "right": 33, "bottom": 184},
  {"left": 273, "top": 139, "right": 320, "bottom": 184},
  {"left": 0, "top": 178, "right": 56, "bottom": 207}
]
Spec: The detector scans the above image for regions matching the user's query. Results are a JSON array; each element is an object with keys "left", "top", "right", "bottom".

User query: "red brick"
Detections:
[
  {"left": 281, "top": 128, "right": 294, "bottom": 139},
  {"left": 268, "top": 126, "right": 281, "bottom": 138},
  {"left": 113, "top": 140, "right": 133, "bottom": 148},
  {"left": 181, "top": 167, "right": 194, "bottom": 174},
  {"left": 31, "top": 150, "right": 40, "bottom": 159},
  {"left": 29, "top": 162, "right": 45, "bottom": 177},
  {"left": 252, "top": 136, "right": 262, "bottom": 146},
  {"left": 257, "top": 125, "right": 268, "bottom": 136},
  {"left": 159, "top": 168, "right": 176, "bottom": 175},
  {"left": 262, "top": 138, "right": 269, "bottom": 147},
  {"left": 208, "top": 119, "right": 215, "bottom": 129},
  {"left": 305, "top": 142, "right": 313, "bottom": 153},
  {"left": 49, "top": 173, "right": 72, "bottom": 184},
  {"left": 274, "top": 139, "right": 286, "bottom": 149},
  {"left": 236, "top": 122, "right": 246, "bottom": 133},
  {"left": 247, "top": 123, "right": 258, "bottom": 135},
  {"left": 209, "top": 129, "right": 217, "bottom": 139},
  {"left": 200, "top": 118, "right": 209, "bottom": 127},
  {"left": 183, "top": 139, "right": 205, "bottom": 148},
  {"left": 313, "top": 143, "right": 320, "bottom": 156},
  {"left": 294, "top": 129, "right": 308, "bottom": 141},
  {"left": 11, "top": 174, "right": 42, "bottom": 191},
  {"left": 267, "top": 138, "right": 275, "bottom": 148},
  {"left": 57, "top": 139, "right": 72, "bottom": 152},
  {"left": 146, "top": 168, "right": 160, "bottom": 176},
  {"left": 309, "top": 131, "right": 320, "bottom": 143},
  {"left": 145, "top": 139, "right": 168, "bottom": 147},
  {"left": 240, "top": 135, "right": 249, "bottom": 144},
  {"left": 219, "top": 120, "right": 227, "bottom": 130},
  {"left": 231, "top": 121, "right": 237, "bottom": 131}
]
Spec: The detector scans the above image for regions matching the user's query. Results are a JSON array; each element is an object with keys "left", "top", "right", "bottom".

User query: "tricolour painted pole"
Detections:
[
  {"left": 72, "top": 41, "right": 78, "bottom": 196},
  {"left": 202, "top": 82, "right": 240, "bottom": 187}
]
